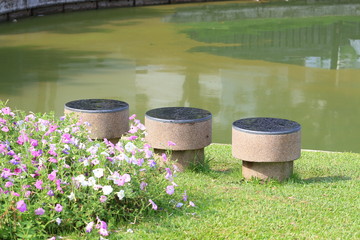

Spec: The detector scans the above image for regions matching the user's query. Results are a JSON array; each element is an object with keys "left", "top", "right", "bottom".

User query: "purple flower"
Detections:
[
  {"left": 54, "top": 204, "right": 63, "bottom": 212},
  {"left": 148, "top": 160, "right": 156, "bottom": 168},
  {"left": 34, "top": 208, "right": 45, "bottom": 215},
  {"left": 149, "top": 199, "right": 157, "bottom": 210},
  {"left": 140, "top": 182, "right": 148, "bottom": 191},
  {"left": 166, "top": 185, "right": 175, "bottom": 195},
  {"left": 182, "top": 191, "right": 188, "bottom": 202},
  {"left": 16, "top": 200, "right": 27, "bottom": 212},
  {"left": 165, "top": 168, "right": 172, "bottom": 180},
  {"left": 34, "top": 179, "right": 43, "bottom": 190},
  {"left": 161, "top": 153, "right": 167, "bottom": 162},
  {"left": 47, "top": 190, "right": 54, "bottom": 196}
]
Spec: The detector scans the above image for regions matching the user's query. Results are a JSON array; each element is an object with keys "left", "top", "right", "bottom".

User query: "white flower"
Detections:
[
  {"left": 83, "top": 159, "right": 90, "bottom": 166},
  {"left": 116, "top": 190, "right": 125, "bottom": 200},
  {"left": 75, "top": 174, "right": 86, "bottom": 183},
  {"left": 68, "top": 192, "right": 75, "bottom": 201},
  {"left": 87, "top": 177, "right": 96, "bottom": 186},
  {"left": 93, "top": 168, "right": 104, "bottom": 178},
  {"left": 64, "top": 127, "right": 70, "bottom": 133},
  {"left": 56, "top": 218, "right": 62, "bottom": 225},
  {"left": 102, "top": 185, "right": 113, "bottom": 195},
  {"left": 125, "top": 142, "right": 136, "bottom": 152}
]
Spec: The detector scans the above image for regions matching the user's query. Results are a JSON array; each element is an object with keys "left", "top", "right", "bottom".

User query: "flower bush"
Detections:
[{"left": 0, "top": 101, "right": 194, "bottom": 239}]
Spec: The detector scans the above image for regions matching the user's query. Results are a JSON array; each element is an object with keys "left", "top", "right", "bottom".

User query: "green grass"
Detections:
[{"left": 70, "top": 144, "right": 360, "bottom": 239}]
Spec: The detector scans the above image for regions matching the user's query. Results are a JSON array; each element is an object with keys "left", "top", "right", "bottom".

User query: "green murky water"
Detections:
[{"left": 0, "top": 0, "right": 360, "bottom": 152}]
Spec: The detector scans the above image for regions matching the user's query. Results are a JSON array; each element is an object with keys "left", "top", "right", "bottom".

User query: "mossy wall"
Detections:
[{"left": 0, "top": 0, "right": 213, "bottom": 22}]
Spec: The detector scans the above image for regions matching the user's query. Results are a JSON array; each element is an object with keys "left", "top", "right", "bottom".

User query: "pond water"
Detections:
[{"left": 0, "top": 0, "right": 360, "bottom": 152}]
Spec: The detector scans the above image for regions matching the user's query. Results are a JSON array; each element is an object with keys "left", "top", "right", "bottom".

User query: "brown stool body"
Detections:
[
  {"left": 232, "top": 117, "right": 301, "bottom": 181},
  {"left": 145, "top": 107, "right": 212, "bottom": 171},
  {"left": 64, "top": 99, "right": 129, "bottom": 142}
]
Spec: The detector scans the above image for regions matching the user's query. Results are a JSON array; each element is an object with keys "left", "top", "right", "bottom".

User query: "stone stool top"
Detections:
[
  {"left": 65, "top": 99, "right": 129, "bottom": 113},
  {"left": 145, "top": 107, "right": 212, "bottom": 123},
  {"left": 233, "top": 117, "right": 301, "bottom": 135}
]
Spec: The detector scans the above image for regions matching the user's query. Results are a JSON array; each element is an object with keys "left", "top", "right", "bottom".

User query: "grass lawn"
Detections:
[{"left": 69, "top": 144, "right": 360, "bottom": 239}]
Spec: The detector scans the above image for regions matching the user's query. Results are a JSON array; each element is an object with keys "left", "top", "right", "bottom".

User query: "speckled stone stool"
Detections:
[
  {"left": 232, "top": 117, "right": 301, "bottom": 181},
  {"left": 64, "top": 99, "right": 129, "bottom": 142},
  {"left": 145, "top": 107, "right": 212, "bottom": 171}
]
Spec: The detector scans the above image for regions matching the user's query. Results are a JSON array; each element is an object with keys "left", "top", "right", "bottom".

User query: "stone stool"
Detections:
[
  {"left": 232, "top": 117, "right": 301, "bottom": 181},
  {"left": 64, "top": 99, "right": 129, "bottom": 142},
  {"left": 145, "top": 107, "right": 212, "bottom": 171}
]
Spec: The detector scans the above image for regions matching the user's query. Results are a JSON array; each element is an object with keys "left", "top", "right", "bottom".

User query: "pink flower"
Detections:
[
  {"left": 61, "top": 133, "right": 72, "bottom": 143},
  {"left": 1, "top": 126, "right": 9, "bottom": 132},
  {"left": 189, "top": 201, "right": 196, "bottom": 207},
  {"left": 99, "top": 195, "right": 107, "bottom": 203},
  {"left": 127, "top": 135, "right": 138, "bottom": 141},
  {"left": 149, "top": 199, "right": 157, "bottom": 210},
  {"left": 17, "top": 132, "right": 29, "bottom": 145},
  {"left": 34, "top": 208, "right": 45, "bottom": 215},
  {"left": 30, "top": 139, "right": 38, "bottom": 147},
  {"left": 48, "top": 170, "right": 57, "bottom": 181},
  {"left": 16, "top": 200, "right": 27, "bottom": 212},
  {"left": 54, "top": 204, "right": 63, "bottom": 212},
  {"left": 129, "top": 114, "right": 136, "bottom": 120},
  {"left": 167, "top": 141, "right": 176, "bottom": 146},
  {"left": 34, "top": 179, "right": 43, "bottom": 190},
  {"left": 5, "top": 181, "right": 13, "bottom": 188},
  {"left": 162, "top": 153, "right": 167, "bottom": 162},
  {"left": 166, "top": 185, "right": 175, "bottom": 195},
  {"left": 11, "top": 191, "right": 20, "bottom": 196},
  {"left": 1, "top": 107, "right": 12, "bottom": 115},
  {"left": 49, "top": 157, "right": 58, "bottom": 163},
  {"left": 128, "top": 125, "right": 138, "bottom": 134}
]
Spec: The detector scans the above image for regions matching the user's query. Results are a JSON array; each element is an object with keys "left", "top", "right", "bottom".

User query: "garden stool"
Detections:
[
  {"left": 232, "top": 117, "right": 301, "bottom": 181},
  {"left": 145, "top": 107, "right": 212, "bottom": 171},
  {"left": 64, "top": 99, "right": 129, "bottom": 142}
]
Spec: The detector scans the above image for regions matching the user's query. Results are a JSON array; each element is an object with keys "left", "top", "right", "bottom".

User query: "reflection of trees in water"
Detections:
[
  {"left": 185, "top": 20, "right": 360, "bottom": 70},
  {"left": 0, "top": 46, "right": 126, "bottom": 112}
]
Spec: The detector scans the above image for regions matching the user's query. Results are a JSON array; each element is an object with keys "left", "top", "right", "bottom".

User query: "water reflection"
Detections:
[{"left": 0, "top": 1, "right": 359, "bottom": 152}]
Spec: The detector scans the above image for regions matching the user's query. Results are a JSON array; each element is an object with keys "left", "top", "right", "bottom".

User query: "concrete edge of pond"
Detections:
[{"left": 0, "top": 0, "right": 214, "bottom": 22}]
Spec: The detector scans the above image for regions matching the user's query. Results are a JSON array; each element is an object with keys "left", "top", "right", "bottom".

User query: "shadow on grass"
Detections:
[{"left": 289, "top": 174, "right": 352, "bottom": 184}]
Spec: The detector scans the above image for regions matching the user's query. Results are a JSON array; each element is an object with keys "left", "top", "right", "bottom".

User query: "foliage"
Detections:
[{"left": 0, "top": 101, "right": 193, "bottom": 239}]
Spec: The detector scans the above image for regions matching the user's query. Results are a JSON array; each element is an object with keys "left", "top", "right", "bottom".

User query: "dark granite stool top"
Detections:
[
  {"left": 65, "top": 99, "right": 129, "bottom": 113},
  {"left": 146, "top": 107, "right": 212, "bottom": 123},
  {"left": 233, "top": 117, "right": 301, "bottom": 135}
]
